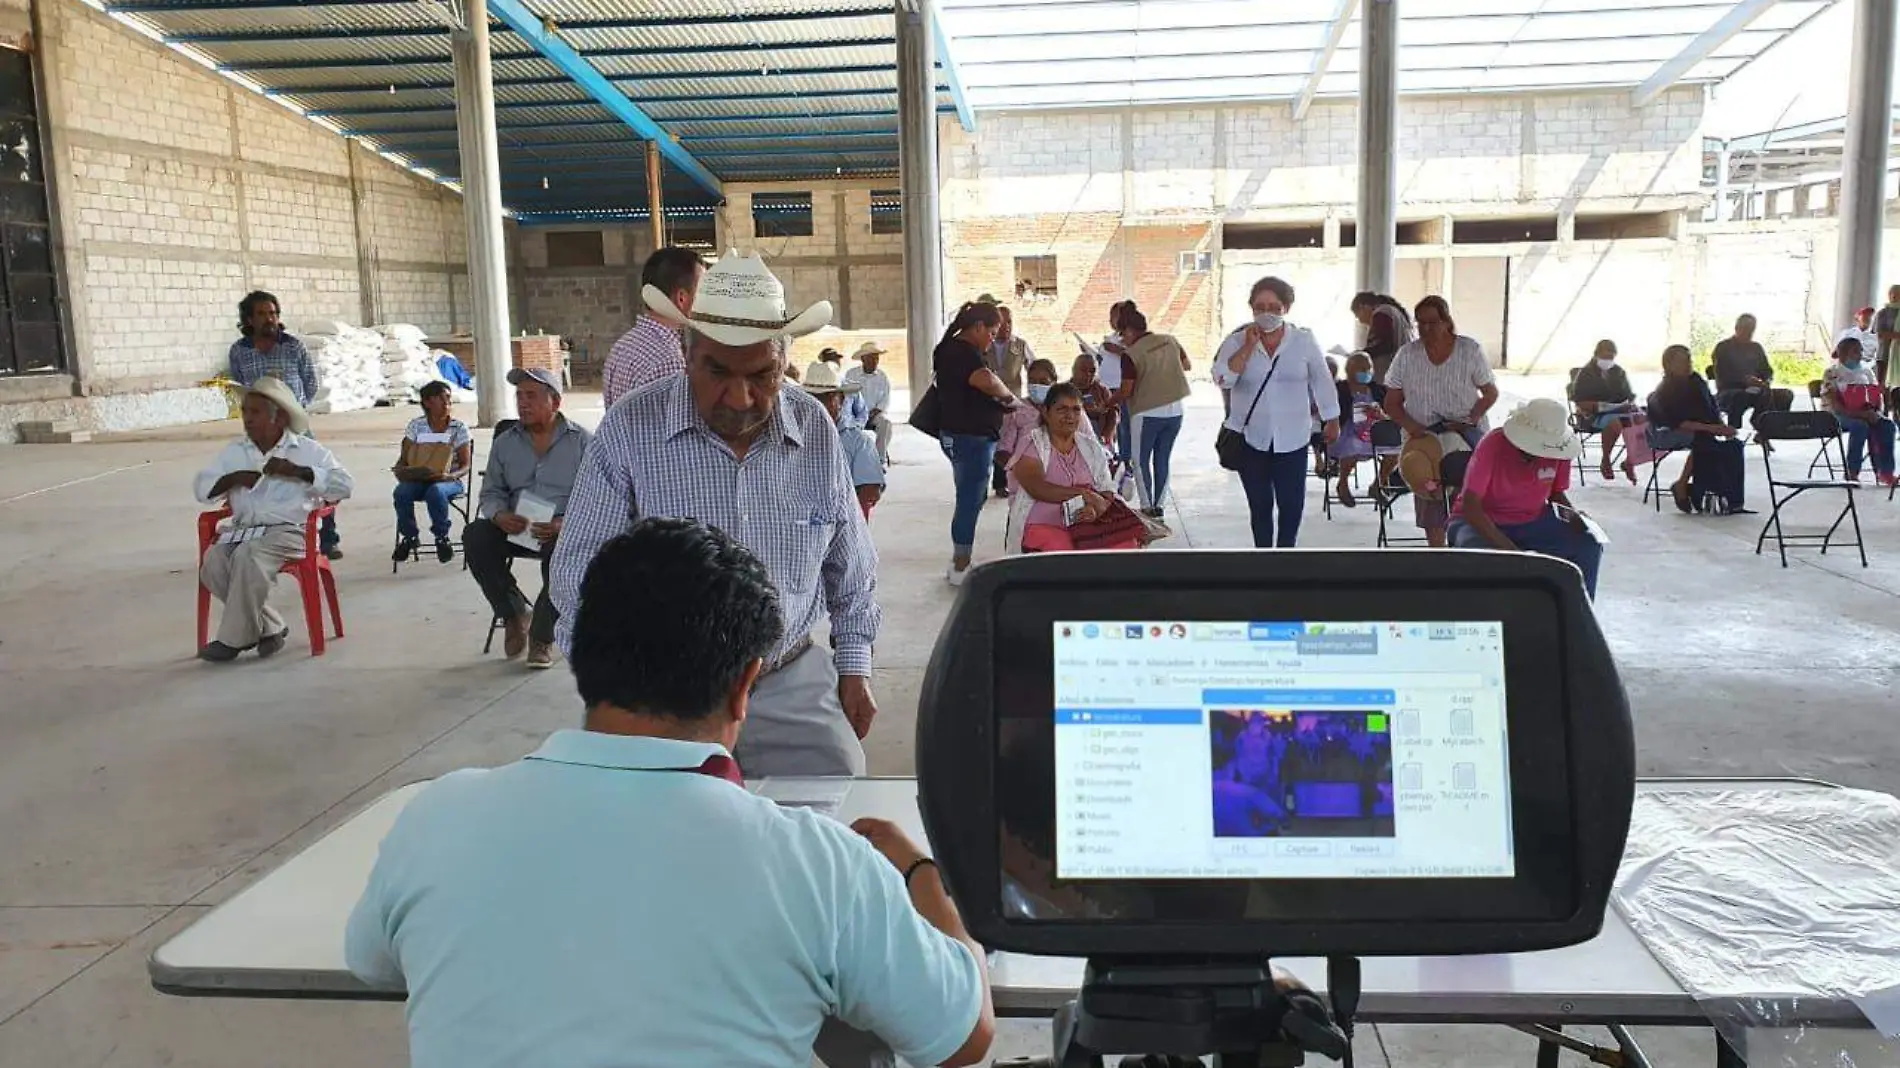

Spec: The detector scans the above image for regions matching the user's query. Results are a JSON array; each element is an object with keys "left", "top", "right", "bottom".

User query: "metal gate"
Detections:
[{"left": 0, "top": 46, "right": 64, "bottom": 377}]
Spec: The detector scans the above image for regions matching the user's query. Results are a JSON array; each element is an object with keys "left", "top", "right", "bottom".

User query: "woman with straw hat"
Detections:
[{"left": 1448, "top": 398, "right": 1604, "bottom": 599}]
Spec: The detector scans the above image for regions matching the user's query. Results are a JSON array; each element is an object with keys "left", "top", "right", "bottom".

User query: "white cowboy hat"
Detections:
[
  {"left": 1501, "top": 398, "right": 1583, "bottom": 461},
  {"left": 801, "top": 361, "right": 862, "bottom": 395},
  {"left": 243, "top": 375, "right": 310, "bottom": 435},
  {"left": 851, "top": 341, "right": 888, "bottom": 360},
  {"left": 642, "top": 250, "right": 832, "bottom": 348}
]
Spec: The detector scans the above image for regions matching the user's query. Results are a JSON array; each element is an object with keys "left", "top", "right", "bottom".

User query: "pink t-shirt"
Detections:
[
  {"left": 1456, "top": 430, "right": 1569, "bottom": 526},
  {"left": 1017, "top": 440, "right": 1094, "bottom": 527}
]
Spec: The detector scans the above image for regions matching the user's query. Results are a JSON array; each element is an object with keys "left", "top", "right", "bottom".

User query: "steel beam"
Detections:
[
  {"left": 485, "top": 0, "right": 721, "bottom": 196},
  {"left": 928, "top": 1, "right": 974, "bottom": 131},
  {"left": 221, "top": 38, "right": 897, "bottom": 72},
  {"left": 1631, "top": 0, "right": 1775, "bottom": 108},
  {"left": 1292, "top": 0, "right": 1358, "bottom": 122},
  {"left": 167, "top": 7, "right": 891, "bottom": 44},
  {"left": 264, "top": 63, "right": 904, "bottom": 95},
  {"left": 305, "top": 87, "right": 906, "bottom": 117}
]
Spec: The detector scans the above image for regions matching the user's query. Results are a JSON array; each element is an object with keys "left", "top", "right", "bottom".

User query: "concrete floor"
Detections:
[{"left": 3, "top": 378, "right": 1898, "bottom": 1067}]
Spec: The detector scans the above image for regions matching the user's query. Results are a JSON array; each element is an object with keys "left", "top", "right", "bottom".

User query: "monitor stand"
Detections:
[{"left": 1013, "top": 957, "right": 1358, "bottom": 1068}]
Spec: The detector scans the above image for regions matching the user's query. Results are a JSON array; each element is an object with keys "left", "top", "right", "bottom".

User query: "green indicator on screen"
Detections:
[{"left": 1367, "top": 714, "right": 1389, "bottom": 733}]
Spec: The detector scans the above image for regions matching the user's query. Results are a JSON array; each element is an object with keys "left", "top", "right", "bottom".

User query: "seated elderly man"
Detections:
[
  {"left": 464, "top": 367, "right": 592, "bottom": 670},
  {"left": 347, "top": 518, "right": 993, "bottom": 1068},
  {"left": 194, "top": 376, "right": 353, "bottom": 662},
  {"left": 843, "top": 341, "right": 894, "bottom": 465}
]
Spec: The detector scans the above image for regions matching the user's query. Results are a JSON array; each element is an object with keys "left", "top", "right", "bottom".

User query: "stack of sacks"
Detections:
[
  {"left": 303, "top": 320, "right": 387, "bottom": 414},
  {"left": 377, "top": 323, "right": 447, "bottom": 401}
]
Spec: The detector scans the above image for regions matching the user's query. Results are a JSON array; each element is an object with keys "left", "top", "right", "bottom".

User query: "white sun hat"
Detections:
[
  {"left": 801, "top": 361, "right": 863, "bottom": 395},
  {"left": 1501, "top": 398, "right": 1583, "bottom": 461},
  {"left": 642, "top": 249, "right": 832, "bottom": 348},
  {"left": 242, "top": 375, "right": 310, "bottom": 435}
]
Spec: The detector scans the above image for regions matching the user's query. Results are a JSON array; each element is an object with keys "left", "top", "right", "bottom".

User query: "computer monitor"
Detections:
[{"left": 916, "top": 550, "right": 1634, "bottom": 959}]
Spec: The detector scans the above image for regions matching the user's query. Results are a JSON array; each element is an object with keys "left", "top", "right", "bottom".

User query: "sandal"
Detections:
[{"left": 1336, "top": 482, "right": 1357, "bottom": 508}]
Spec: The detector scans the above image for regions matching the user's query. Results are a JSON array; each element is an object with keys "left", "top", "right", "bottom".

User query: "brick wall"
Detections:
[{"left": 24, "top": 0, "right": 466, "bottom": 407}]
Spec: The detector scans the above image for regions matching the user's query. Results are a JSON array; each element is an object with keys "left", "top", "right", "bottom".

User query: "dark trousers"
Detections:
[
  {"left": 1236, "top": 444, "right": 1309, "bottom": 548},
  {"left": 1715, "top": 388, "right": 1761, "bottom": 430},
  {"left": 992, "top": 455, "right": 1009, "bottom": 493},
  {"left": 463, "top": 518, "right": 555, "bottom": 644}
]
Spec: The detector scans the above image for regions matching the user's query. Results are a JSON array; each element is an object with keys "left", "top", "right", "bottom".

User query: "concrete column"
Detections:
[
  {"left": 1354, "top": 0, "right": 1399, "bottom": 295},
  {"left": 1834, "top": 0, "right": 1897, "bottom": 326},
  {"left": 645, "top": 141, "right": 666, "bottom": 253},
  {"left": 1713, "top": 144, "right": 1732, "bottom": 222},
  {"left": 452, "top": 0, "right": 515, "bottom": 427},
  {"left": 897, "top": 0, "right": 944, "bottom": 397}
]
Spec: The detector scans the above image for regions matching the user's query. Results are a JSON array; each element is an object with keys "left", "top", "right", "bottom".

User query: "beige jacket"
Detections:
[{"left": 1125, "top": 332, "right": 1192, "bottom": 415}]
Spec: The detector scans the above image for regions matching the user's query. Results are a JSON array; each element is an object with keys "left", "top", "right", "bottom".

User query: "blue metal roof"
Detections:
[{"left": 102, "top": 0, "right": 974, "bottom": 215}]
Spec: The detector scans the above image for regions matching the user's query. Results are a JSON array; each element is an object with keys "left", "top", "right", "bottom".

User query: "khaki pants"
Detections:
[
  {"left": 732, "top": 646, "right": 866, "bottom": 778},
  {"left": 865, "top": 413, "right": 893, "bottom": 462},
  {"left": 200, "top": 527, "right": 307, "bottom": 648}
]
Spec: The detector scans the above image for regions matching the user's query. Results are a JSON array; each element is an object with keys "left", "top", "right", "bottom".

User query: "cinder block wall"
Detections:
[{"left": 0, "top": 0, "right": 469, "bottom": 439}]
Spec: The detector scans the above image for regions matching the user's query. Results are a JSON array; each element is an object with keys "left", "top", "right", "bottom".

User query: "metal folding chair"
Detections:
[
  {"left": 1753, "top": 411, "right": 1866, "bottom": 568},
  {"left": 392, "top": 437, "right": 477, "bottom": 574}
]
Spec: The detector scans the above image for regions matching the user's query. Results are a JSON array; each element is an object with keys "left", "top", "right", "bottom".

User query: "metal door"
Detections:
[{"left": 0, "top": 46, "right": 64, "bottom": 377}]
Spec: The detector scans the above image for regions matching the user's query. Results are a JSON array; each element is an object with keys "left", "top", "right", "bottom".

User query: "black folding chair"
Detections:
[
  {"left": 1369, "top": 421, "right": 1419, "bottom": 547},
  {"left": 1565, "top": 368, "right": 1626, "bottom": 485},
  {"left": 1754, "top": 410, "right": 1866, "bottom": 568},
  {"left": 392, "top": 439, "right": 478, "bottom": 574}
]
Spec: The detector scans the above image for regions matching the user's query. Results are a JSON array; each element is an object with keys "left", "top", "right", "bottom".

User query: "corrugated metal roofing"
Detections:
[{"left": 101, "top": 0, "right": 1831, "bottom": 217}]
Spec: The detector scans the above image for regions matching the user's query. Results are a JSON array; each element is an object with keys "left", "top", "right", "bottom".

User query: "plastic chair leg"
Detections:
[
  {"left": 322, "top": 567, "right": 344, "bottom": 639},
  {"left": 197, "top": 583, "right": 212, "bottom": 651},
  {"left": 299, "top": 568, "right": 326, "bottom": 656}
]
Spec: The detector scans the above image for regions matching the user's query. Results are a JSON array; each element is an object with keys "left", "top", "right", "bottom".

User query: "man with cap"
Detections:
[
  {"left": 806, "top": 360, "right": 885, "bottom": 520},
  {"left": 551, "top": 251, "right": 883, "bottom": 778},
  {"left": 465, "top": 367, "right": 593, "bottom": 670},
  {"left": 193, "top": 375, "right": 354, "bottom": 662},
  {"left": 1447, "top": 398, "right": 1604, "bottom": 599},
  {"left": 842, "top": 341, "right": 893, "bottom": 466}
]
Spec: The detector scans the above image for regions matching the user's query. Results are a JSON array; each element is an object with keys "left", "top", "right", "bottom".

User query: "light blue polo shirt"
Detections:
[{"left": 346, "top": 730, "right": 984, "bottom": 1068}]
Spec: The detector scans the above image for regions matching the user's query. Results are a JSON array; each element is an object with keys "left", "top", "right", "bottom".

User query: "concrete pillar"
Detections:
[
  {"left": 645, "top": 141, "right": 666, "bottom": 254},
  {"left": 1713, "top": 144, "right": 1732, "bottom": 222},
  {"left": 897, "top": 0, "right": 944, "bottom": 397},
  {"left": 1354, "top": 0, "right": 1399, "bottom": 295},
  {"left": 452, "top": 0, "right": 515, "bottom": 427},
  {"left": 1834, "top": 0, "right": 1897, "bottom": 326}
]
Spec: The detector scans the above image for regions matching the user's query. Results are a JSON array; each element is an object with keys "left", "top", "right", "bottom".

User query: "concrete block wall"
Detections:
[{"left": 0, "top": 0, "right": 468, "bottom": 440}]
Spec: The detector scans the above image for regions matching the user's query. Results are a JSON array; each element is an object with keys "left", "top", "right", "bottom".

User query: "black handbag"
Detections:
[
  {"left": 1215, "top": 350, "right": 1281, "bottom": 471},
  {"left": 908, "top": 381, "right": 943, "bottom": 438}
]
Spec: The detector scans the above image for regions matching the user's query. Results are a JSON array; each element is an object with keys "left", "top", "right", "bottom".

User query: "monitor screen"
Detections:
[{"left": 1052, "top": 620, "right": 1512, "bottom": 881}]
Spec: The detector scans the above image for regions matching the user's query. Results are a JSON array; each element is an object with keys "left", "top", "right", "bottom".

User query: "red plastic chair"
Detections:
[{"left": 196, "top": 503, "right": 344, "bottom": 656}]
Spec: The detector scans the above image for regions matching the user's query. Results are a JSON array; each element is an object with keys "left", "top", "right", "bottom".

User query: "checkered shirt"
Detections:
[
  {"left": 549, "top": 376, "right": 881, "bottom": 675},
  {"left": 228, "top": 333, "right": 319, "bottom": 406},
  {"left": 601, "top": 316, "right": 685, "bottom": 409}
]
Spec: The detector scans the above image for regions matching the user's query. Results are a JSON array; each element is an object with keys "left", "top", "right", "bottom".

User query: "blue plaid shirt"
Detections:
[
  {"left": 228, "top": 333, "right": 319, "bottom": 406},
  {"left": 550, "top": 377, "right": 882, "bottom": 676}
]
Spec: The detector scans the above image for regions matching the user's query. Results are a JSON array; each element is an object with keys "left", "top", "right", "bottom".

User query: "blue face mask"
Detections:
[
  {"left": 1843, "top": 358, "right": 1863, "bottom": 370},
  {"left": 1352, "top": 371, "right": 1373, "bottom": 385},
  {"left": 1027, "top": 383, "right": 1051, "bottom": 404}
]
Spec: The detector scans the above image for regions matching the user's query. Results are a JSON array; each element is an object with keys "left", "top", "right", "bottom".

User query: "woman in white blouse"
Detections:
[
  {"left": 1382, "top": 295, "right": 1501, "bottom": 546},
  {"left": 1214, "top": 276, "right": 1340, "bottom": 548}
]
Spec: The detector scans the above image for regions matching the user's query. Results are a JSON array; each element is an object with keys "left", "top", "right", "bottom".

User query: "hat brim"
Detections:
[
  {"left": 505, "top": 367, "right": 563, "bottom": 395},
  {"left": 802, "top": 382, "right": 863, "bottom": 396},
  {"left": 243, "top": 382, "right": 310, "bottom": 435},
  {"left": 643, "top": 285, "right": 833, "bottom": 347},
  {"left": 1503, "top": 423, "right": 1583, "bottom": 460}
]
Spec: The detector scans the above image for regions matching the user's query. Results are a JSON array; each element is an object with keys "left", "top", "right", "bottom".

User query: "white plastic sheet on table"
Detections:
[{"left": 1614, "top": 786, "right": 1900, "bottom": 1066}]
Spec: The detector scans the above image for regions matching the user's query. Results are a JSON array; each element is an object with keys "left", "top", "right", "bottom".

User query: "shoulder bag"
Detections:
[
  {"left": 908, "top": 379, "right": 943, "bottom": 438},
  {"left": 1215, "top": 346, "right": 1281, "bottom": 471}
]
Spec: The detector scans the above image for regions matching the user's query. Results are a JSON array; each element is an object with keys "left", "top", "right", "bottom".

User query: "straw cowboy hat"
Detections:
[
  {"left": 1502, "top": 399, "right": 1583, "bottom": 461},
  {"left": 243, "top": 375, "right": 310, "bottom": 435},
  {"left": 851, "top": 341, "right": 888, "bottom": 360},
  {"left": 801, "top": 361, "right": 862, "bottom": 396},
  {"left": 642, "top": 250, "right": 832, "bottom": 348}
]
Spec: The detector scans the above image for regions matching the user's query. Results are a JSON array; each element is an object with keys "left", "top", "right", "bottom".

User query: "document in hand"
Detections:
[{"left": 509, "top": 491, "right": 556, "bottom": 552}]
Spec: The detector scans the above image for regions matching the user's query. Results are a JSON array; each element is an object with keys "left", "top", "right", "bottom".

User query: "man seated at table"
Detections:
[
  {"left": 194, "top": 376, "right": 353, "bottom": 662},
  {"left": 464, "top": 367, "right": 591, "bottom": 670},
  {"left": 345, "top": 517, "right": 994, "bottom": 1068}
]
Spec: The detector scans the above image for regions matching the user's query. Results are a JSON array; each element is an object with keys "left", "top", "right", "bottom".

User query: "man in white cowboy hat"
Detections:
[
  {"left": 805, "top": 360, "right": 885, "bottom": 520},
  {"left": 192, "top": 375, "right": 355, "bottom": 662},
  {"left": 1447, "top": 398, "right": 1605, "bottom": 599},
  {"left": 807, "top": 346, "right": 868, "bottom": 429},
  {"left": 551, "top": 251, "right": 882, "bottom": 778},
  {"left": 842, "top": 341, "right": 893, "bottom": 465}
]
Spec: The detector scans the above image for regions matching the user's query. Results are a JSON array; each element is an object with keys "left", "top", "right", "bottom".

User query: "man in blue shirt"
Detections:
[
  {"left": 346, "top": 517, "right": 993, "bottom": 1068},
  {"left": 227, "top": 291, "right": 337, "bottom": 556}
]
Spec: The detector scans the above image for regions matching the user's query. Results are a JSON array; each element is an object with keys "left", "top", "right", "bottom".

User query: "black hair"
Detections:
[
  {"left": 1352, "top": 290, "right": 1407, "bottom": 313},
  {"left": 940, "top": 300, "right": 1002, "bottom": 348},
  {"left": 1041, "top": 381, "right": 1083, "bottom": 413},
  {"left": 1250, "top": 276, "right": 1295, "bottom": 308},
  {"left": 1120, "top": 303, "right": 1148, "bottom": 334},
  {"left": 1835, "top": 338, "right": 1864, "bottom": 361},
  {"left": 1414, "top": 294, "right": 1453, "bottom": 330},
  {"left": 238, "top": 291, "right": 279, "bottom": 337},
  {"left": 642, "top": 247, "right": 705, "bottom": 302},
  {"left": 1026, "top": 357, "right": 1059, "bottom": 383},
  {"left": 1108, "top": 299, "right": 1133, "bottom": 331},
  {"left": 418, "top": 380, "right": 452, "bottom": 403},
  {"left": 570, "top": 518, "right": 785, "bottom": 720}
]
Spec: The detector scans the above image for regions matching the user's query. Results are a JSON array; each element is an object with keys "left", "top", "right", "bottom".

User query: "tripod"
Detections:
[{"left": 1002, "top": 956, "right": 1362, "bottom": 1068}]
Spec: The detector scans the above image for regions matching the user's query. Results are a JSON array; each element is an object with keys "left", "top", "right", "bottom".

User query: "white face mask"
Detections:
[
  {"left": 1595, "top": 359, "right": 1615, "bottom": 371},
  {"left": 1254, "top": 311, "right": 1284, "bottom": 332}
]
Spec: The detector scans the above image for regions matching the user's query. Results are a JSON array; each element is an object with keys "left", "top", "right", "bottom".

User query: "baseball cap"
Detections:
[{"left": 506, "top": 367, "right": 563, "bottom": 396}]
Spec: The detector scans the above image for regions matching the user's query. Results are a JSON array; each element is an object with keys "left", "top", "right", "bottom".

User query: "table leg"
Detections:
[
  {"left": 1536, "top": 1026, "right": 1564, "bottom": 1068},
  {"left": 1607, "top": 1024, "right": 1654, "bottom": 1068},
  {"left": 1715, "top": 1030, "right": 1748, "bottom": 1068}
]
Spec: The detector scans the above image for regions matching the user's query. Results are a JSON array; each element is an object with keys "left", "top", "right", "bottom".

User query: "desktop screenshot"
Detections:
[{"left": 1051, "top": 621, "right": 1514, "bottom": 880}]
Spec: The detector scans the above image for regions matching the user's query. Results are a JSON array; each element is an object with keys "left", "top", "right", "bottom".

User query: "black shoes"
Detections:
[
  {"left": 435, "top": 537, "right": 455, "bottom": 563},
  {"left": 393, "top": 536, "right": 419, "bottom": 563}
]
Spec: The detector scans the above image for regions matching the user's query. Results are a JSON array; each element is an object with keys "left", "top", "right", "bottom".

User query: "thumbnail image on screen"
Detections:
[{"left": 1209, "top": 710, "right": 1394, "bottom": 839}]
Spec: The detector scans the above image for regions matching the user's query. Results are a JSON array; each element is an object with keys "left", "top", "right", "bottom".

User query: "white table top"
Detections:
[{"left": 147, "top": 776, "right": 1835, "bottom": 1025}]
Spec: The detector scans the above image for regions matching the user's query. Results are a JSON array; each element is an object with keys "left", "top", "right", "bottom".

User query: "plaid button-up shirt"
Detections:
[
  {"left": 601, "top": 316, "right": 685, "bottom": 409},
  {"left": 550, "top": 376, "right": 881, "bottom": 675},
  {"left": 228, "top": 333, "right": 319, "bottom": 406}
]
